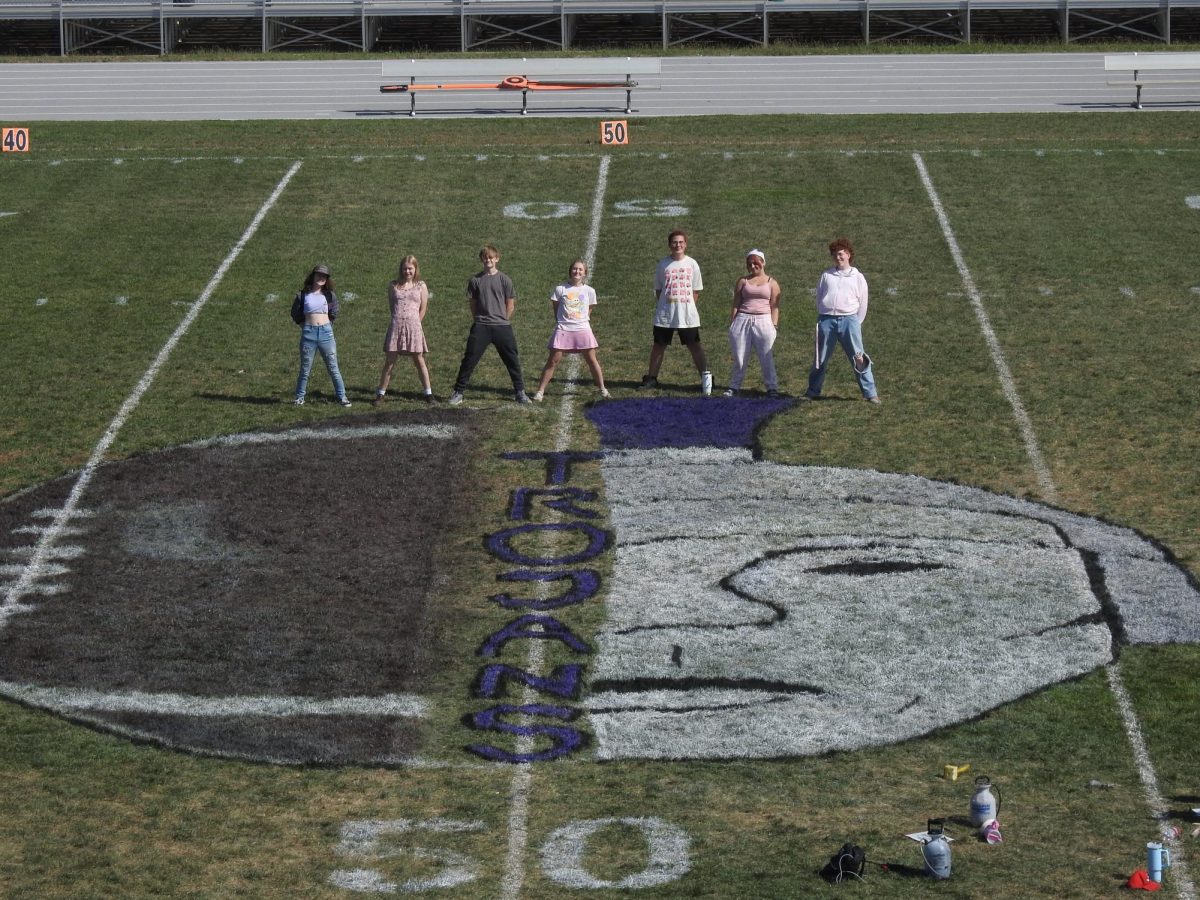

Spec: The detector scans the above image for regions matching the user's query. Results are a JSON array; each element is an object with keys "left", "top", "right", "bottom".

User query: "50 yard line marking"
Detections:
[
  {"left": 500, "top": 154, "right": 611, "bottom": 900},
  {"left": 914, "top": 151, "right": 1193, "bottom": 899},
  {"left": 0, "top": 161, "right": 303, "bottom": 626}
]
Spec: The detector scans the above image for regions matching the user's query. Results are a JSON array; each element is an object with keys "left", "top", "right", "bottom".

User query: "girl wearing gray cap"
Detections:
[{"left": 290, "top": 264, "right": 351, "bottom": 407}]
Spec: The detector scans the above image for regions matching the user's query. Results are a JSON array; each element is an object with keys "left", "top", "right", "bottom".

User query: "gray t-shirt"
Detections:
[{"left": 467, "top": 270, "right": 516, "bottom": 324}]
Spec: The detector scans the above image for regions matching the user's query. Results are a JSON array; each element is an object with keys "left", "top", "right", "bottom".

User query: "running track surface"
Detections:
[{"left": 1, "top": 53, "right": 1197, "bottom": 119}]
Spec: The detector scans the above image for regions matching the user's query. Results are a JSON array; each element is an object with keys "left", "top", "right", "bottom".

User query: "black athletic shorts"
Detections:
[{"left": 653, "top": 326, "right": 701, "bottom": 347}]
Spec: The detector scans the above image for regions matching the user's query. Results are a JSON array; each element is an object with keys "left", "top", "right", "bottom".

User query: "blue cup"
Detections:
[{"left": 1147, "top": 841, "right": 1171, "bottom": 882}]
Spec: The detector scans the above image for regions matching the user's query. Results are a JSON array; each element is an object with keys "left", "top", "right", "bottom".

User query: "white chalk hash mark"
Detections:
[
  {"left": 114, "top": 296, "right": 128, "bottom": 306},
  {"left": 0, "top": 211, "right": 16, "bottom": 218},
  {"left": 265, "top": 293, "right": 279, "bottom": 303},
  {"left": 1120, "top": 287, "right": 1136, "bottom": 299},
  {"left": 914, "top": 151, "right": 1195, "bottom": 900},
  {"left": 342, "top": 291, "right": 357, "bottom": 302},
  {"left": 1185, "top": 195, "right": 1200, "bottom": 210},
  {"left": 1039, "top": 287, "right": 1054, "bottom": 297},
  {"left": 886, "top": 286, "right": 898, "bottom": 296},
  {"left": 35, "top": 298, "right": 47, "bottom": 306}
]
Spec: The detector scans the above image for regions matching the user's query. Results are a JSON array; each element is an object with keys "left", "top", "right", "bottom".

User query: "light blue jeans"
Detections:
[
  {"left": 295, "top": 323, "right": 347, "bottom": 402},
  {"left": 806, "top": 314, "right": 877, "bottom": 399}
]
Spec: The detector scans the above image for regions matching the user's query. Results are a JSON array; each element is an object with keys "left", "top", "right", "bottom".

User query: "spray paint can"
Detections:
[
  {"left": 969, "top": 776, "right": 1000, "bottom": 828},
  {"left": 922, "top": 820, "right": 952, "bottom": 879},
  {"left": 1147, "top": 842, "right": 1171, "bottom": 883}
]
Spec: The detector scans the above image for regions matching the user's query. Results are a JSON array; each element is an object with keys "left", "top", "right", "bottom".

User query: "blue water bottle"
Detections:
[{"left": 1147, "top": 842, "right": 1171, "bottom": 882}]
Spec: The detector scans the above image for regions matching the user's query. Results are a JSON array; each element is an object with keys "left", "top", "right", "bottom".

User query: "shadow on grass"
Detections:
[{"left": 197, "top": 392, "right": 282, "bottom": 406}]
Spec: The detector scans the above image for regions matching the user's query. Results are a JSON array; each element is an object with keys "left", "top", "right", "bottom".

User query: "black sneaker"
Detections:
[{"left": 637, "top": 375, "right": 659, "bottom": 390}]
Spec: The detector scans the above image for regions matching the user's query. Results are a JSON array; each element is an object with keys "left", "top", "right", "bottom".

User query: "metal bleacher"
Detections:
[{"left": 1, "top": 0, "right": 1198, "bottom": 54}]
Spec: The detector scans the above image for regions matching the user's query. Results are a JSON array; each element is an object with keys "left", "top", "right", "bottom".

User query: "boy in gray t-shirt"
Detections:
[{"left": 449, "top": 245, "right": 530, "bottom": 405}]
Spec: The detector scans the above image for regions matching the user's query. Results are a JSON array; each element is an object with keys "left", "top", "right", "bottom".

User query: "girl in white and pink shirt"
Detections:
[{"left": 532, "top": 259, "right": 609, "bottom": 401}]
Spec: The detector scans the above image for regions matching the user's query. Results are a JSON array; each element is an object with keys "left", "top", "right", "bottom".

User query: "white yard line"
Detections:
[
  {"left": 913, "top": 152, "right": 1193, "bottom": 899},
  {"left": 0, "top": 161, "right": 303, "bottom": 629},
  {"left": 911, "top": 152, "right": 1057, "bottom": 504},
  {"left": 499, "top": 154, "right": 611, "bottom": 900}
]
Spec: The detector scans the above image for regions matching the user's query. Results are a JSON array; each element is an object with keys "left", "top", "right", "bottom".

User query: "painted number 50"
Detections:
[{"left": 330, "top": 816, "right": 691, "bottom": 892}]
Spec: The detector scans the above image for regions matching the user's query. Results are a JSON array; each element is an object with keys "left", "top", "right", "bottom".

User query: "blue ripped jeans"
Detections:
[
  {"left": 295, "top": 323, "right": 347, "bottom": 402},
  {"left": 806, "top": 314, "right": 877, "bottom": 400}
]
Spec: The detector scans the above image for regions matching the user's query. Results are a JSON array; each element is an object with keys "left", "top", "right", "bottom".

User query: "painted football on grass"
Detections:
[
  {"left": 0, "top": 414, "right": 476, "bottom": 766},
  {"left": 583, "top": 399, "right": 1200, "bottom": 760}
]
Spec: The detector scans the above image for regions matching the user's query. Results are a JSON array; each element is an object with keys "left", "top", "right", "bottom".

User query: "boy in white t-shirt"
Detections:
[{"left": 637, "top": 229, "right": 712, "bottom": 395}]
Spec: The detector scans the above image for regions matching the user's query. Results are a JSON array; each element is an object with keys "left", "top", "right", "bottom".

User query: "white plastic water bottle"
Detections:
[{"left": 970, "top": 776, "right": 1000, "bottom": 828}]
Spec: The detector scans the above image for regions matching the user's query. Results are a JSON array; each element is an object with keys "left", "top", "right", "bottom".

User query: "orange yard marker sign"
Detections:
[
  {"left": 600, "top": 121, "right": 629, "bottom": 145},
  {"left": 2, "top": 127, "right": 30, "bottom": 152}
]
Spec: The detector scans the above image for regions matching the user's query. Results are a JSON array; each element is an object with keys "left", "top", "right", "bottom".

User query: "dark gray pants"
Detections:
[{"left": 453, "top": 322, "right": 524, "bottom": 393}]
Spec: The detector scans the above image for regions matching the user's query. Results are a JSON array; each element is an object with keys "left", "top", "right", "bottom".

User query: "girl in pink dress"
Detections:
[
  {"left": 532, "top": 259, "right": 609, "bottom": 401},
  {"left": 373, "top": 255, "right": 434, "bottom": 405}
]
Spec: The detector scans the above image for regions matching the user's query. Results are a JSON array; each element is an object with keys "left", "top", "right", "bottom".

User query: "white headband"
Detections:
[{"left": 746, "top": 249, "right": 766, "bottom": 264}]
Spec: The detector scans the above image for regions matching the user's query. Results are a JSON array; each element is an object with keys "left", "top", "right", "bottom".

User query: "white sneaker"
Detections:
[
  {"left": 448, "top": 391, "right": 464, "bottom": 406},
  {"left": 532, "top": 391, "right": 544, "bottom": 402},
  {"left": 599, "top": 388, "right": 610, "bottom": 399}
]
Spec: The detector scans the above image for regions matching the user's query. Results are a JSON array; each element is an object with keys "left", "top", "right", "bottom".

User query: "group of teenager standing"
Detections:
[{"left": 289, "top": 229, "right": 880, "bottom": 408}]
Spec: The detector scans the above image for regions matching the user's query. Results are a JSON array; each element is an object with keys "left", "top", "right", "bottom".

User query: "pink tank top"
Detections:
[{"left": 736, "top": 279, "right": 773, "bottom": 315}]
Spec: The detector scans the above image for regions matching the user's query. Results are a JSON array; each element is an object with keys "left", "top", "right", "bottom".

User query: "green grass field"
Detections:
[{"left": 1, "top": 114, "right": 1199, "bottom": 898}]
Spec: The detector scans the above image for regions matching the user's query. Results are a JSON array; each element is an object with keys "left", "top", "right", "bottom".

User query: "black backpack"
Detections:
[{"left": 819, "top": 843, "right": 866, "bottom": 884}]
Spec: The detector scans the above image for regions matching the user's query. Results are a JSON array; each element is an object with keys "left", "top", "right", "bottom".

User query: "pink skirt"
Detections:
[
  {"left": 384, "top": 318, "right": 428, "bottom": 354},
  {"left": 549, "top": 326, "right": 598, "bottom": 351}
]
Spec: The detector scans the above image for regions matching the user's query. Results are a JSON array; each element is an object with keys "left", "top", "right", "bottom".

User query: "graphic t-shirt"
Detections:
[
  {"left": 654, "top": 255, "right": 703, "bottom": 329},
  {"left": 551, "top": 282, "right": 597, "bottom": 332}
]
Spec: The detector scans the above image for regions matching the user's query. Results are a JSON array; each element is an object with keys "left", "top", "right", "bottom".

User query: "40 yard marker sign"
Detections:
[{"left": 2, "top": 127, "right": 30, "bottom": 152}]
